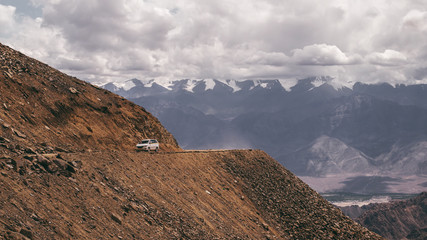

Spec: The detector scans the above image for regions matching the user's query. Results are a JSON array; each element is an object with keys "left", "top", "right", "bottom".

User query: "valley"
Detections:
[{"left": 104, "top": 78, "right": 427, "bottom": 195}]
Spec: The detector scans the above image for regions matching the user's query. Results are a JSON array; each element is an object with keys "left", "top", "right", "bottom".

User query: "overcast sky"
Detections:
[{"left": 0, "top": 0, "right": 426, "bottom": 86}]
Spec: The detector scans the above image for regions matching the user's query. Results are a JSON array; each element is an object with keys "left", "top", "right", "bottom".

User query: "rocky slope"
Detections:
[
  {"left": 356, "top": 192, "right": 427, "bottom": 240},
  {"left": 0, "top": 150, "right": 382, "bottom": 239},
  {"left": 0, "top": 42, "right": 179, "bottom": 153},
  {"left": 0, "top": 43, "right": 382, "bottom": 239}
]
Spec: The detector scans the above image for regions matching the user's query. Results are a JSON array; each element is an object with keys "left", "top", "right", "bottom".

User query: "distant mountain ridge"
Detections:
[
  {"left": 103, "top": 77, "right": 427, "bottom": 193},
  {"left": 338, "top": 192, "right": 427, "bottom": 239},
  {"left": 104, "top": 77, "right": 427, "bottom": 110},
  {"left": 356, "top": 192, "right": 427, "bottom": 240},
  {"left": 104, "top": 76, "right": 351, "bottom": 97}
]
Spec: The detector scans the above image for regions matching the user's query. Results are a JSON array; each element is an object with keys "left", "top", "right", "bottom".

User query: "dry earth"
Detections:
[{"left": 1, "top": 150, "right": 382, "bottom": 239}]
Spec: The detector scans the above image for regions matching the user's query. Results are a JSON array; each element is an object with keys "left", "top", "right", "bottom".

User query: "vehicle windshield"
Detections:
[{"left": 140, "top": 140, "right": 149, "bottom": 144}]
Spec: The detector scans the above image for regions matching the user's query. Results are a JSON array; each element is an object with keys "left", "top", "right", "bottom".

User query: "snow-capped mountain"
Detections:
[
  {"left": 102, "top": 77, "right": 427, "bottom": 193},
  {"left": 103, "top": 76, "right": 351, "bottom": 97},
  {"left": 103, "top": 76, "right": 356, "bottom": 121}
]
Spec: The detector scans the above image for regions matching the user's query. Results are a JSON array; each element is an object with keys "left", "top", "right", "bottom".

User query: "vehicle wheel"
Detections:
[{"left": 155, "top": 147, "right": 159, "bottom": 152}]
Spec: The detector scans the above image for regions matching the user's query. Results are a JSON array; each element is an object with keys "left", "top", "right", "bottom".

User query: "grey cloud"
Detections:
[
  {"left": 1, "top": 0, "right": 427, "bottom": 85},
  {"left": 42, "top": 0, "right": 174, "bottom": 51},
  {"left": 237, "top": 50, "right": 289, "bottom": 67},
  {"left": 56, "top": 57, "right": 95, "bottom": 71},
  {"left": 106, "top": 50, "right": 154, "bottom": 72},
  {"left": 402, "top": 10, "right": 427, "bottom": 31},
  {"left": 413, "top": 67, "right": 427, "bottom": 80}
]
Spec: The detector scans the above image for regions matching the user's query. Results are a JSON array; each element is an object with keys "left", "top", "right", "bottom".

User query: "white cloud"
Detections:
[
  {"left": 367, "top": 49, "right": 408, "bottom": 66},
  {"left": 402, "top": 10, "right": 427, "bottom": 32},
  {"left": 291, "top": 44, "right": 361, "bottom": 66},
  {"left": 0, "top": 3, "right": 67, "bottom": 63},
  {"left": 0, "top": 5, "right": 16, "bottom": 36}
]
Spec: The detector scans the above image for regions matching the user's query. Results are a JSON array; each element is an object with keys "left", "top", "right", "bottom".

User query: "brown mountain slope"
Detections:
[
  {"left": 0, "top": 43, "right": 179, "bottom": 153},
  {"left": 357, "top": 192, "right": 427, "bottom": 240},
  {"left": 1, "top": 150, "right": 382, "bottom": 239},
  {"left": 0, "top": 43, "right": 382, "bottom": 239}
]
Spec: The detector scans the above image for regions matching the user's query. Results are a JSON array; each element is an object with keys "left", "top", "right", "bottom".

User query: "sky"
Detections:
[{"left": 0, "top": 0, "right": 426, "bottom": 86}]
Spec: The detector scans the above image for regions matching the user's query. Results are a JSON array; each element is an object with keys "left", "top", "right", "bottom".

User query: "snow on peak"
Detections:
[
  {"left": 278, "top": 79, "right": 298, "bottom": 91},
  {"left": 183, "top": 79, "right": 198, "bottom": 92},
  {"left": 203, "top": 79, "right": 216, "bottom": 91},
  {"left": 309, "top": 76, "right": 353, "bottom": 91},
  {"left": 112, "top": 79, "right": 138, "bottom": 91},
  {"left": 141, "top": 79, "right": 155, "bottom": 87},
  {"left": 224, "top": 80, "right": 241, "bottom": 92},
  {"left": 177, "top": 79, "right": 219, "bottom": 92},
  {"left": 328, "top": 77, "right": 354, "bottom": 90},
  {"left": 252, "top": 80, "right": 270, "bottom": 89},
  {"left": 141, "top": 79, "right": 175, "bottom": 90},
  {"left": 312, "top": 76, "right": 331, "bottom": 88},
  {"left": 105, "top": 76, "right": 354, "bottom": 93}
]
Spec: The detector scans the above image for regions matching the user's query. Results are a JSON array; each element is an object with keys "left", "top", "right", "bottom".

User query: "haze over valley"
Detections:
[{"left": 104, "top": 77, "right": 427, "bottom": 196}]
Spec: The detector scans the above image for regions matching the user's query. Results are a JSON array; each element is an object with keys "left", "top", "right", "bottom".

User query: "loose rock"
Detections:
[
  {"left": 13, "top": 129, "right": 27, "bottom": 139},
  {"left": 111, "top": 213, "right": 123, "bottom": 225}
]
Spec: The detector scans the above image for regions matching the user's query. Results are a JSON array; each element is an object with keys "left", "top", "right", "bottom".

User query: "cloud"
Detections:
[
  {"left": 412, "top": 67, "right": 427, "bottom": 81},
  {"left": 402, "top": 10, "right": 427, "bottom": 32},
  {"left": 0, "top": 5, "right": 16, "bottom": 36},
  {"left": 0, "top": 0, "right": 426, "bottom": 85},
  {"left": 243, "top": 51, "right": 289, "bottom": 66},
  {"left": 42, "top": 0, "right": 175, "bottom": 51},
  {"left": 0, "top": 3, "right": 66, "bottom": 61},
  {"left": 291, "top": 44, "right": 361, "bottom": 66},
  {"left": 367, "top": 49, "right": 408, "bottom": 66}
]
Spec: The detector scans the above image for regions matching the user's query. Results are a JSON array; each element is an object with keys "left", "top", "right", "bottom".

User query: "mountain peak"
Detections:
[
  {"left": 291, "top": 76, "right": 353, "bottom": 92},
  {"left": 103, "top": 76, "right": 351, "bottom": 95}
]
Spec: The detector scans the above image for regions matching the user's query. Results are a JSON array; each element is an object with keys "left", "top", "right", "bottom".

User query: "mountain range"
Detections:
[
  {"left": 338, "top": 192, "right": 426, "bottom": 240},
  {"left": 103, "top": 77, "right": 427, "bottom": 194},
  {"left": 356, "top": 192, "right": 427, "bottom": 240}
]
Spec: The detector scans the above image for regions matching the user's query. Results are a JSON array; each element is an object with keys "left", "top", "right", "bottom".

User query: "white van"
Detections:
[{"left": 136, "top": 139, "right": 159, "bottom": 152}]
